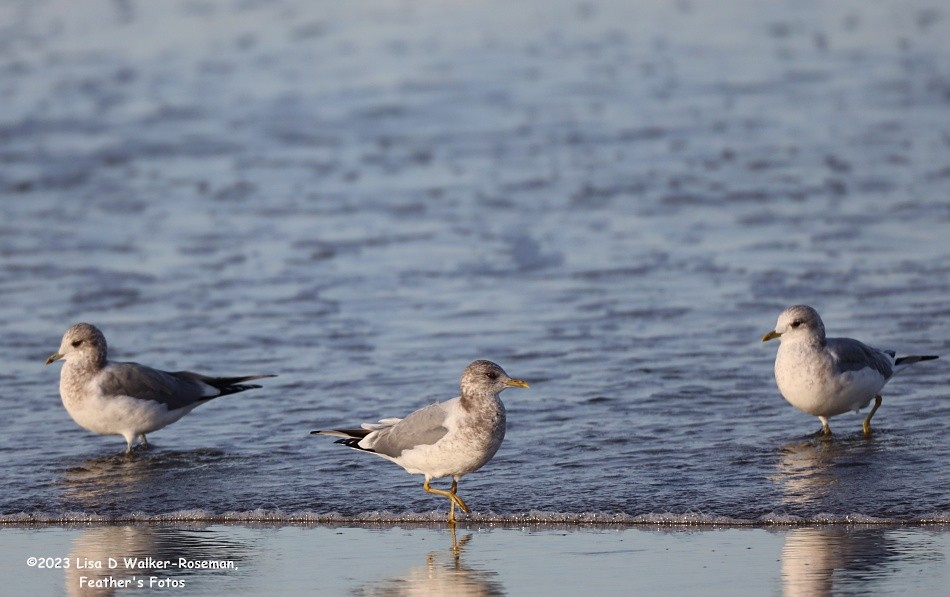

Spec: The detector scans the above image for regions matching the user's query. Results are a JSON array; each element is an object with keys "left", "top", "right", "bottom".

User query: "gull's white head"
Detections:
[
  {"left": 46, "top": 323, "right": 108, "bottom": 367},
  {"left": 762, "top": 305, "right": 826, "bottom": 344},
  {"left": 460, "top": 360, "right": 529, "bottom": 398}
]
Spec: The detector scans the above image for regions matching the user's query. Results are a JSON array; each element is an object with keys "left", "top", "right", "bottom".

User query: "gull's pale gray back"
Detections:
[
  {"left": 825, "top": 338, "right": 895, "bottom": 378},
  {"left": 97, "top": 365, "right": 217, "bottom": 411},
  {"left": 364, "top": 403, "right": 450, "bottom": 458}
]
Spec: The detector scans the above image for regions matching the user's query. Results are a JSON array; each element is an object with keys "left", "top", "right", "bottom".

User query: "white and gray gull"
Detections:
[
  {"left": 312, "top": 360, "right": 529, "bottom": 523},
  {"left": 762, "top": 305, "right": 938, "bottom": 436},
  {"left": 45, "top": 323, "right": 275, "bottom": 453}
]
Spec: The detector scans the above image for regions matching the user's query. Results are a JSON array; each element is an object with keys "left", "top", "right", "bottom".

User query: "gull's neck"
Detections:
[
  {"left": 63, "top": 352, "right": 106, "bottom": 380},
  {"left": 782, "top": 333, "right": 826, "bottom": 351},
  {"left": 460, "top": 389, "right": 502, "bottom": 412}
]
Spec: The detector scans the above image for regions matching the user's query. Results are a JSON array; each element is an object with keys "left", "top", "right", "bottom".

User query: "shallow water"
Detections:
[
  {"left": 3, "top": 524, "right": 950, "bottom": 596},
  {"left": 1, "top": 0, "right": 949, "bottom": 528}
]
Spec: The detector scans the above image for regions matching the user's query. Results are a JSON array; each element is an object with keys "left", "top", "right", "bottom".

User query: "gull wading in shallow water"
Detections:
[
  {"left": 45, "top": 323, "right": 275, "bottom": 453},
  {"left": 312, "top": 360, "right": 529, "bottom": 523},
  {"left": 762, "top": 305, "right": 938, "bottom": 436}
]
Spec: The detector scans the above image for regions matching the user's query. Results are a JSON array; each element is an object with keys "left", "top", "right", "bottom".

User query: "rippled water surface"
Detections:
[{"left": 1, "top": 0, "right": 949, "bottom": 525}]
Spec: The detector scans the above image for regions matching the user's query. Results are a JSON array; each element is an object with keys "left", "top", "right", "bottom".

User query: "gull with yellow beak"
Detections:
[
  {"left": 313, "top": 360, "right": 529, "bottom": 523},
  {"left": 762, "top": 305, "right": 937, "bottom": 436},
  {"left": 46, "top": 323, "right": 275, "bottom": 453}
]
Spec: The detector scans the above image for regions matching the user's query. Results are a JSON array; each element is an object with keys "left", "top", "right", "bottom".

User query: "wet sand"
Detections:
[{"left": 3, "top": 523, "right": 950, "bottom": 596}]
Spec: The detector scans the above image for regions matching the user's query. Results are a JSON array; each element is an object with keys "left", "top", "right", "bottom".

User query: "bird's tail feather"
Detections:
[
  {"left": 192, "top": 373, "right": 276, "bottom": 396},
  {"left": 335, "top": 437, "right": 374, "bottom": 450},
  {"left": 892, "top": 354, "right": 939, "bottom": 376},
  {"left": 310, "top": 428, "right": 371, "bottom": 440},
  {"left": 894, "top": 355, "right": 939, "bottom": 366},
  {"left": 213, "top": 374, "right": 277, "bottom": 385},
  {"left": 310, "top": 428, "right": 375, "bottom": 452}
]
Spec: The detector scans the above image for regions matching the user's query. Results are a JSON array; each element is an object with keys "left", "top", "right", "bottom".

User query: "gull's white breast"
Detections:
[
  {"left": 774, "top": 343, "right": 887, "bottom": 417},
  {"left": 60, "top": 372, "right": 195, "bottom": 438}
]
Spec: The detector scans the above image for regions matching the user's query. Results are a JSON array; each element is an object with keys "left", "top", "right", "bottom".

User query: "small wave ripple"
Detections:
[{"left": 4, "top": 509, "right": 950, "bottom": 527}]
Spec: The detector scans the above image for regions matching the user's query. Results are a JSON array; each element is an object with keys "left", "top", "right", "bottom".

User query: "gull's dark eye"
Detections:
[
  {"left": 71, "top": 340, "right": 83, "bottom": 347},
  {"left": 486, "top": 371, "right": 499, "bottom": 380},
  {"left": 790, "top": 320, "right": 803, "bottom": 329}
]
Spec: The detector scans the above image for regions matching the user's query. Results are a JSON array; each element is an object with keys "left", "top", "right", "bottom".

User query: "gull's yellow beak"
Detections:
[
  {"left": 505, "top": 378, "right": 530, "bottom": 389},
  {"left": 45, "top": 352, "right": 63, "bottom": 365},
  {"left": 762, "top": 330, "right": 781, "bottom": 342}
]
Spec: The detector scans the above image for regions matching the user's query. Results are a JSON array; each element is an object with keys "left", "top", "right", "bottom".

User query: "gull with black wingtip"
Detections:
[
  {"left": 46, "top": 323, "right": 275, "bottom": 453},
  {"left": 763, "top": 305, "right": 937, "bottom": 436}
]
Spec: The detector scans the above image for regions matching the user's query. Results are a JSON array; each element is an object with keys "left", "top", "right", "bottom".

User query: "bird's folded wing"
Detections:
[
  {"left": 363, "top": 402, "right": 450, "bottom": 458},
  {"left": 826, "top": 337, "right": 894, "bottom": 378},
  {"left": 97, "top": 362, "right": 218, "bottom": 410}
]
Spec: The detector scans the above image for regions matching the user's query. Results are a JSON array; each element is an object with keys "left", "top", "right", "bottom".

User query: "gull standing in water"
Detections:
[
  {"left": 763, "top": 305, "right": 937, "bottom": 436},
  {"left": 46, "top": 323, "right": 275, "bottom": 453},
  {"left": 313, "top": 360, "right": 529, "bottom": 523}
]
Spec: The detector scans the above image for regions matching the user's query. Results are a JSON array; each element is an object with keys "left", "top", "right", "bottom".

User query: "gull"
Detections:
[
  {"left": 762, "top": 305, "right": 938, "bottom": 436},
  {"left": 45, "top": 323, "right": 275, "bottom": 453},
  {"left": 312, "top": 360, "right": 529, "bottom": 523}
]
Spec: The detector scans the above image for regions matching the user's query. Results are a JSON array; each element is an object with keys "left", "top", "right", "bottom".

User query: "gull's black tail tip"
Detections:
[
  {"left": 895, "top": 355, "right": 939, "bottom": 366},
  {"left": 310, "top": 429, "right": 375, "bottom": 452}
]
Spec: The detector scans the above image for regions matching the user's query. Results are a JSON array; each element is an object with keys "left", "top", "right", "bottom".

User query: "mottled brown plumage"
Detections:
[{"left": 312, "top": 360, "right": 528, "bottom": 523}]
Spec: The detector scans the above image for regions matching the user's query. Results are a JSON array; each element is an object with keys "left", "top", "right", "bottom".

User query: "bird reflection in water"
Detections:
[
  {"left": 354, "top": 527, "right": 505, "bottom": 596},
  {"left": 772, "top": 439, "right": 944, "bottom": 596},
  {"left": 771, "top": 437, "right": 884, "bottom": 510},
  {"left": 60, "top": 448, "right": 230, "bottom": 509},
  {"left": 780, "top": 526, "right": 915, "bottom": 597},
  {"left": 63, "top": 525, "right": 248, "bottom": 597},
  {"left": 772, "top": 439, "right": 841, "bottom": 509}
]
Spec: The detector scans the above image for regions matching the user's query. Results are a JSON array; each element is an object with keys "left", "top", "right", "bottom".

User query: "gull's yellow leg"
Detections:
[
  {"left": 863, "top": 395, "right": 883, "bottom": 436},
  {"left": 424, "top": 480, "right": 470, "bottom": 523},
  {"left": 450, "top": 524, "right": 459, "bottom": 552},
  {"left": 818, "top": 417, "right": 832, "bottom": 436},
  {"left": 449, "top": 480, "right": 470, "bottom": 513},
  {"left": 449, "top": 526, "right": 473, "bottom": 554}
]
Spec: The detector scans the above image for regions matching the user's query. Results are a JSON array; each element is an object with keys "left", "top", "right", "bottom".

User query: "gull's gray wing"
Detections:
[
  {"left": 97, "top": 362, "right": 248, "bottom": 411},
  {"left": 826, "top": 337, "right": 894, "bottom": 379},
  {"left": 364, "top": 402, "right": 450, "bottom": 458}
]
